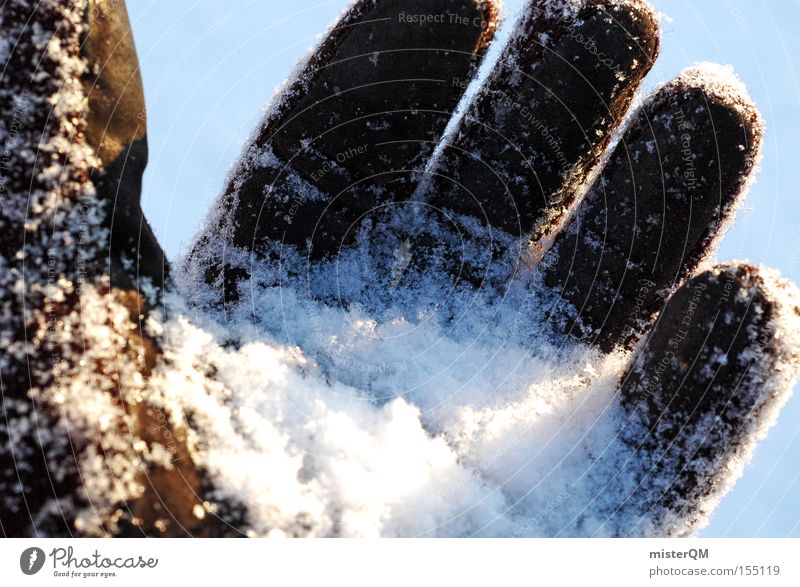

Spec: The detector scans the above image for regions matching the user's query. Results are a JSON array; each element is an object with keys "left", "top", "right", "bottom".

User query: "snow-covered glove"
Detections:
[
  {"left": 2, "top": 0, "right": 799, "bottom": 538},
  {"left": 0, "top": 0, "right": 229, "bottom": 537}
]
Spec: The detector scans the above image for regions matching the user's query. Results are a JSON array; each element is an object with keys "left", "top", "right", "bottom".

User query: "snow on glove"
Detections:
[
  {"left": 0, "top": 0, "right": 234, "bottom": 537},
  {"left": 3, "top": 0, "right": 800, "bottom": 538}
]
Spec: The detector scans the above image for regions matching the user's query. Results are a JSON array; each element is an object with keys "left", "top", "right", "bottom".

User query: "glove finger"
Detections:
[
  {"left": 188, "top": 0, "right": 500, "bottom": 304},
  {"left": 416, "top": 0, "right": 658, "bottom": 286},
  {"left": 542, "top": 65, "right": 764, "bottom": 351},
  {"left": 605, "top": 264, "right": 800, "bottom": 536}
]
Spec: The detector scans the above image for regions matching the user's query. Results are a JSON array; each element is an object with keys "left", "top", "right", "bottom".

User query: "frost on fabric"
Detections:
[
  {"left": 187, "top": 0, "right": 502, "bottom": 305},
  {"left": 0, "top": 0, "right": 161, "bottom": 535},
  {"left": 612, "top": 265, "right": 800, "bottom": 537},
  {"left": 656, "top": 62, "right": 765, "bottom": 233},
  {"left": 418, "top": 0, "right": 660, "bottom": 262},
  {"left": 541, "top": 61, "right": 765, "bottom": 352},
  {"left": 171, "top": 2, "right": 794, "bottom": 537},
  {"left": 5, "top": 0, "right": 797, "bottom": 539}
]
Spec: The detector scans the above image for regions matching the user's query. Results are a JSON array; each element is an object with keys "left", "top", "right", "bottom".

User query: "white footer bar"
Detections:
[{"left": 1, "top": 538, "right": 796, "bottom": 586}]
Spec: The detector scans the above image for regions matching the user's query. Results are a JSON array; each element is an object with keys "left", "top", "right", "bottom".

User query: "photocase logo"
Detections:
[{"left": 20, "top": 547, "right": 46, "bottom": 576}]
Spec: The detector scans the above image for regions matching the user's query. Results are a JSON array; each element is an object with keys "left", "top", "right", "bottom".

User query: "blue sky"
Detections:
[{"left": 126, "top": 0, "right": 800, "bottom": 536}]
